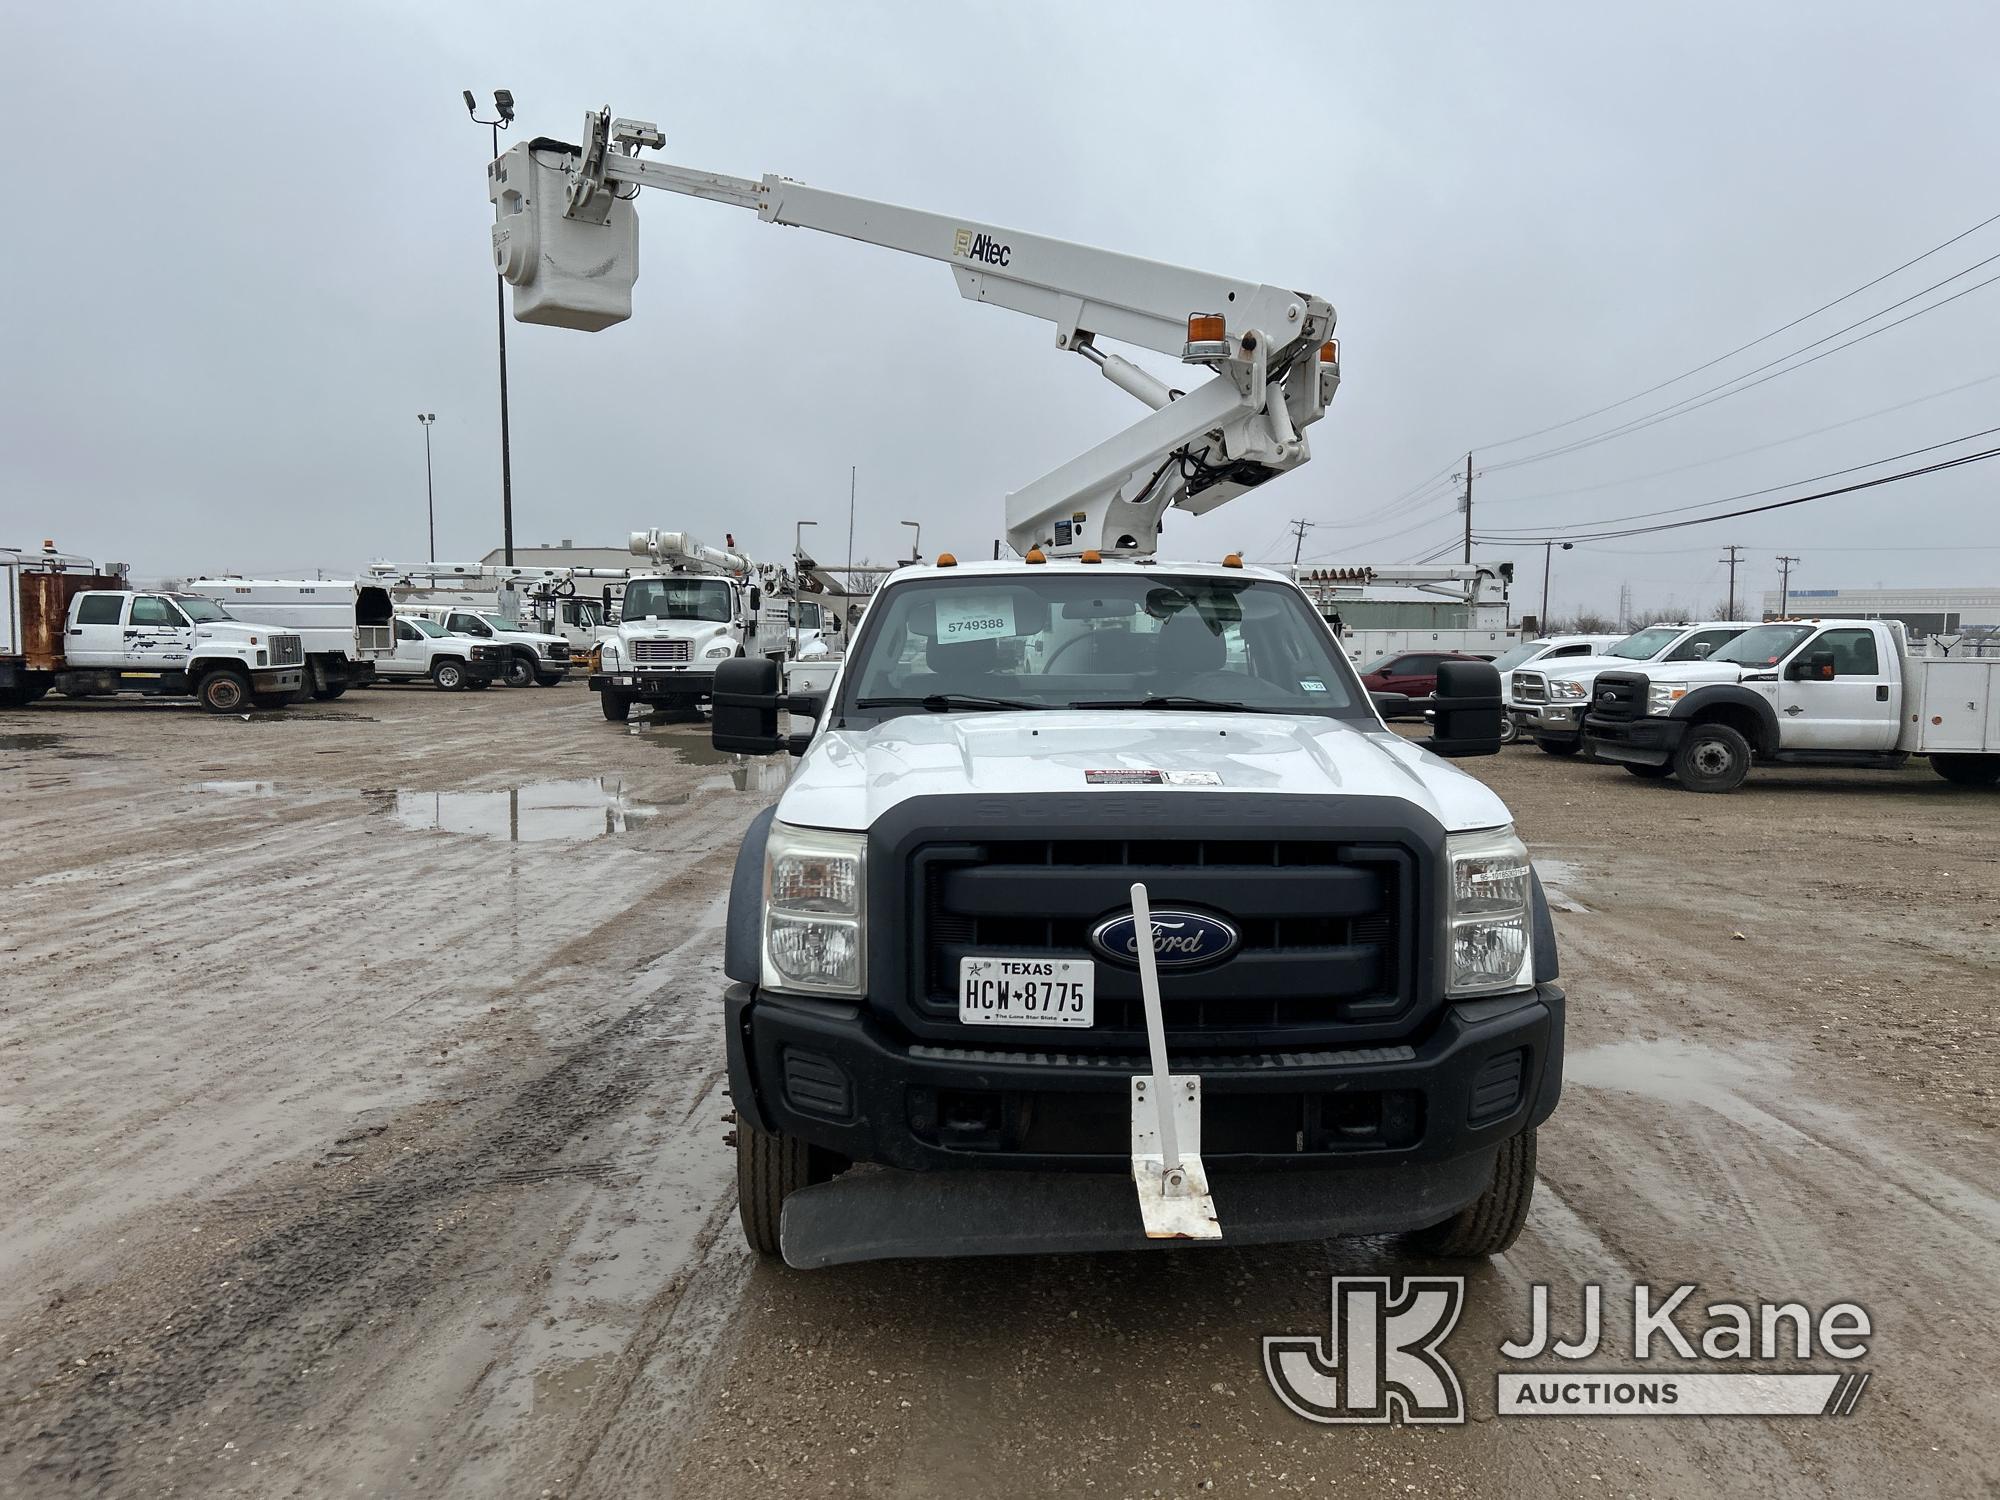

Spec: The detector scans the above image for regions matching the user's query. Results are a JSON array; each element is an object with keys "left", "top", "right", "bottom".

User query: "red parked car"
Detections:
[{"left": 1358, "top": 650, "right": 1494, "bottom": 710}]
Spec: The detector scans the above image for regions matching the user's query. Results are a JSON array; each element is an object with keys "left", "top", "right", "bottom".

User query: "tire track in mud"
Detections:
[{"left": 1, "top": 920, "right": 723, "bottom": 1496}]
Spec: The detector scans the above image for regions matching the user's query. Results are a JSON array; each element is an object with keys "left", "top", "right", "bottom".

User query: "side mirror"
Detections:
[
  {"left": 1369, "top": 690, "right": 1412, "bottom": 719},
  {"left": 1787, "top": 650, "right": 1836, "bottom": 681},
  {"left": 749, "top": 586, "right": 763, "bottom": 613},
  {"left": 1430, "top": 660, "right": 1504, "bottom": 758},
  {"left": 784, "top": 690, "right": 827, "bottom": 756},
  {"left": 712, "top": 657, "right": 785, "bottom": 754},
  {"left": 1691, "top": 641, "right": 1713, "bottom": 659}
]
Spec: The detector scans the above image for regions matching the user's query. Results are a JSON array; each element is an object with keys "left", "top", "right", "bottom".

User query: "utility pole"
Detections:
[
  {"left": 417, "top": 413, "right": 438, "bottom": 561},
  {"left": 1288, "top": 517, "right": 1316, "bottom": 566},
  {"left": 1777, "top": 555, "right": 1801, "bottom": 618},
  {"left": 1720, "top": 544, "right": 1743, "bottom": 618},
  {"left": 463, "top": 89, "right": 517, "bottom": 563},
  {"left": 1539, "top": 539, "right": 1572, "bottom": 633},
  {"left": 845, "top": 465, "right": 857, "bottom": 575},
  {"left": 1460, "top": 451, "right": 1474, "bottom": 565},
  {"left": 1617, "top": 582, "right": 1632, "bottom": 632}
]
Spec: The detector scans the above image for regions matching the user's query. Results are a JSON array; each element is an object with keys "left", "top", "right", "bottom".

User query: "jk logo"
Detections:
[{"left": 1263, "top": 1277, "right": 1467, "bottom": 1425}]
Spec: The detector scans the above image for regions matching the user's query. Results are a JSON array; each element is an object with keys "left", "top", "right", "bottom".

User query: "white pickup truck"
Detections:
[
  {"left": 376, "top": 616, "right": 506, "bottom": 690},
  {"left": 2, "top": 552, "right": 303, "bottom": 713},
  {"left": 1511, "top": 621, "right": 1755, "bottom": 755},
  {"left": 402, "top": 605, "right": 573, "bottom": 688},
  {"left": 1486, "top": 634, "right": 1625, "bottom": 744},
  {"left": 1582, "top": 618, "right": 2000, "bottom": 792}
]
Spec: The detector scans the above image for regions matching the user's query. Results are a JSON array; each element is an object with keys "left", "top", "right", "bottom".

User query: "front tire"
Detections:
[
  {"left": 1498, "top": 711, "right": 1519, "bottom": 746},
  {"left": 534, "top": 673, "right": 564, "bottom": 688},
  {"left": 1930, "top": 753, "right": 2000, "bottom": 787},
  {"left": 503, "top": 653, "right": 537, "bottom": 689},
  {"left": 737, "top": 1121, "right": 813, "bottom": 1256},
  {"left": 1536, "top": 737, "right": 1580, "bottom": 757},
  {"left": 1408, "top": 1129, "right": 1536, "bottom": 1259},
  {"left": 196, "top": 668, "right": 251, "bottom": 714},
  {"left": 432, "top": 659, "right": 467, "bottom": 692},
  {"left": 1673, "top": 722, "right": 1752, "bottom": 793},
  {"left": 601, "top": 692, "right": 632, "bottom": 722},
  {"left": 1623, "top": 761, "right": 1673, "bottom": 779}
]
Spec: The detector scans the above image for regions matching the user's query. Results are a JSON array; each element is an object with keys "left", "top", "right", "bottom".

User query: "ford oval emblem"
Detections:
[{"left": 1089, "top": 909, "right": 1240, "bottom": 968}]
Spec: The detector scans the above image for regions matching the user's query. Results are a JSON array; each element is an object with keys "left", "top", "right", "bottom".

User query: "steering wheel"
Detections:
[{"left": 1041, "top": 632, "right": 1099, "bottom": 674}]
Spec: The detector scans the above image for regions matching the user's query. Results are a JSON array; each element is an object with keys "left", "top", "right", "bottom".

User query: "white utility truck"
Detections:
[
  {"left": 367, "top": 561, "right": 628, "bottom": 657},
  {"left": 1582, "top": 617, "right": 2000, "bottom": 791},
  {"left": 491, "top": 108, "right": 1562, "bottom": 1268},
  {"left": 591, "top": 530, "right": 790, "bottom": 720},
  {"left": 2, "top": 546, "right": 303, "bottom": 712},
  {"left": 399, "top": 605, "right": 573, "bottom": 687},
  {"left": 1511, "top": 620, "right": 1755, "bottom": 756},
  {"left": 183, "top": 578, "right": 395, "bottom": 699},
  {"left": 376, "top": 615, "right": 506, "bottom": 690}
]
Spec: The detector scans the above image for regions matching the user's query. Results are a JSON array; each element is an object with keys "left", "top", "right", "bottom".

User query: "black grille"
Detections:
[
  {"left": 1589, "top": 672, "right": 1647, "bottom": 723},
  {"left": 910, "top": 837, "right": 1415, "bottom": 1046}
]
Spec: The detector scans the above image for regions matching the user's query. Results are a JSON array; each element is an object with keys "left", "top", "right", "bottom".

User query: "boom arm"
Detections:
[{"left": 490, "top": 108, "right": 1340, "bottom": 559}]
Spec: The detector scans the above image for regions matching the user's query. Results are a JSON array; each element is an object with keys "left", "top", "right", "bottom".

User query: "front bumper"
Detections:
[
  {"left": 591, "top": 668, "right": 719, "bottom": 699},
  {"left": 249, "top": 668, "right": 303, "bottom": 692},
  {"left": 1522, "top": 702, "right": 1585, "bottom": 739},
  {"left": 727, "top": 982, "right": 1564, "bottom": 1176},
  {"left": 1582, "top": 712, "right": 1686, "bottom": 766}
]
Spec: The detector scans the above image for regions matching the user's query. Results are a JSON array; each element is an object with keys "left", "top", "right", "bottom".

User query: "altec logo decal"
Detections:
[
  {"left": 952, "top": 227, "right": 1012, "bottom": 266},
  {"left": 1264, "top": 1278, "right": 1874, "bottom": 1425}
]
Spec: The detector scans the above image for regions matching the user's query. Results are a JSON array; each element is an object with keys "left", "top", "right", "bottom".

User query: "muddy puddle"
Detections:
[
  {"left": 0, "top": 732, "right": 101, "bottom": 760},
  {"left": 388, "top": 777, "right": 659, "bottom": 841},
  {"left": 1567, "top": 1035, "right": 1813, "bottom": 1141}
]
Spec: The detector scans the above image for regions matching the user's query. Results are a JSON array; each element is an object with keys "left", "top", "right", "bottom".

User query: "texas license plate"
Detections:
[{"left": 958, "top": 956, "right": 1095, "bottom": 1027}]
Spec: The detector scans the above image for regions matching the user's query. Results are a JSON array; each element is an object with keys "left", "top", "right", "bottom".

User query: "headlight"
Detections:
[
  {"left": 1548, "top": 679, "right": 1588, "bottom": 701},
  {"left": 1445, "top": 825, "right": 1533, "bottom": 997},
  {"left": 763, "top": 823, "right": 866, "bottom": 995},
  {"left": 704, "top": 642, "right": 736, "bottom": 659},
  {"left": 1646, "top": 681, "right": 1688, "bottom": 715},
  {"left": 600, "top": 641, "right": 620, "bottom": 666}
]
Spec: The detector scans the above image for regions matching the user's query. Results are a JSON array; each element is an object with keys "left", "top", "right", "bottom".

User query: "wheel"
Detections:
[
  {"left": 1498, "top": 711, "right": 1519, "bottom": 746},
  {"left": 1930, "top": 753, "right": 2000, "bottom": 787},
  {"left": 467, "top": 679, "right": 493, "bottom": 690},
  {"left": 196, "top": 668, "right": 251, "bottom": 714},
  {"left": 736, "top": 1121, "right": 813, "bottom": 1256},
  {"left": 312, "top": 682, "right": 348, "bottom": 701},
  {"left": 1672, "top": 722, "right": 1751, "bottom": 793},
  {"left": 1623, "top": 761, "right": 1673, "bottom": 779},
  {"left": 1535, "top": 737, "right": 1580, "bottom": 757},
  {"left": 600, "top": 691, "right": 632, "bottom": 722},
  {"left": 0, "top": 681, "right": 48, "bottom": 708},
  {"left": 431, "top": 659, "right": 467, "bottom": 692},
  {"left": 503, "top": 653, "right": 537, "bottom": 689},
  {"left": 1407, "top": 1129, "right": 1536, "bottom": 1258},
  {"left": 663, "top": 694, "right": 697, "bottom": 711},
  {"left": 250, "top": 693, "right": 291, "bottom": 711},
  {"left": 534, "top": 674, "right": 564, "bottom": 688}
]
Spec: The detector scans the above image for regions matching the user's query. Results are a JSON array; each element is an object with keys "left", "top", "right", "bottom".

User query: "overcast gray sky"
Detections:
[{"left": 4, "top": 0, "right": 1995, "bottom": 619}]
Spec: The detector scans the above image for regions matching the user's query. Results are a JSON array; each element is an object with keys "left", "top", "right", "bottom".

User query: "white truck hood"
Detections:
[
  {"left": 777, "top": 711, "right": 1513, "bottom": 834},
  {"left": 194, "top": 623, "right": 268, "bottom": 645},
  {"left": 1598, "top": 660, "right": 1750, "bottom": 687},
  {"left": 1533, "top": 652, "right": 1659, "bottom": 682}
]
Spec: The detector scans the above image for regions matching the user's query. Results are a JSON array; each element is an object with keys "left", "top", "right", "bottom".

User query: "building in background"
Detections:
[{"left": 1762, "top": 586, "right": 2000, "bottom": 642}]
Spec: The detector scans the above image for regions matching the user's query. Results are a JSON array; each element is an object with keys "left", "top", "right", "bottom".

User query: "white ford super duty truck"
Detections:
[
  {"left": 1582, "top": 617, "right": 2000, "bottom": 792},
  {"left": 482, "top": 103, "right": 1564, "bottom": 1269}
]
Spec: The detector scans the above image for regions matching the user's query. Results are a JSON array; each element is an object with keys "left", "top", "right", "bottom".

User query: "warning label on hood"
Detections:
[{"left": 1084, "top": 769, "right": 1223, "bottom": 787}]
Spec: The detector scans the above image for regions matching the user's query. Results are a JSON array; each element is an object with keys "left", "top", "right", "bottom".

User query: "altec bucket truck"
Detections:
[{"left": 487, "top": 111, "right": 1560, "bottom": 1269}]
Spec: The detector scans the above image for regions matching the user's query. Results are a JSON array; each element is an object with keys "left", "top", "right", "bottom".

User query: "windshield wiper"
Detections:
[
  {"left": 1074, "top": 695, "right": 1281, "bottom": 713},
  {"left": 856, "top": 693, "right": 1043, "bottom": 712}
]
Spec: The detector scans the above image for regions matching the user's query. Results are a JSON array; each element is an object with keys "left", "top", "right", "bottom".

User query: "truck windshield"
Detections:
[
  {"left": 404, "top": 617, "right": 446, "bottom": 638},
  {"left": 172, "top": 595, "right": 233, "bottom": 624},
  {"left": 844, "top": 572, "right": 1369, "bottom": 719},
  {"left": 1605, "top": 627, "right": 1682, "bottom": 660},
  {"left": 1488, "top": 641, "right": 1550, "bottom": 671},
  {"left": 624, "top": 578, "right": 733, "bottom": 622},
  {"left": 1708, "top": 623, "right": 1815, "bottom": 667}
]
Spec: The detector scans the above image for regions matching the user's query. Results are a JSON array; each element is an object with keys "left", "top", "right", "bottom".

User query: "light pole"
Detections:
[
  {"left": 417, "top": 413, "right": 438, "bottom": 561},
  {"left": 462, "top": 88, "right": 516, "bottom": 564},
  {"left": 1539, "top": 539, "right": 1573, "bottom": 632}
]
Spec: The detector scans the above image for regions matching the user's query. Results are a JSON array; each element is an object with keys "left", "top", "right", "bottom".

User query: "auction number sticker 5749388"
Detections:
[{"left": 959, "top": 956, "right": 1094, "bottom": 1027}]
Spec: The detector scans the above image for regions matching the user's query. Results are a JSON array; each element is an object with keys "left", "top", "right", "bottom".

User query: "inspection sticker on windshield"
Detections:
[
  {"left": 934, "top": 593, "right": 1016, "bottom": 642},
  {"left": 960, "top": 957, "right": 1094, "bottom": 1027},
  {"left": 1300, "top": 679, "right": 1328, "bottom": 693}
]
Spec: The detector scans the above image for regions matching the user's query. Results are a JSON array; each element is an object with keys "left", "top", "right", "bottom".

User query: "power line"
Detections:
[
  {"left": 1473, "top": 369, "right": 2000, "bottom": 508},
  {"left": 1476, "top": 422, "right": 2000, "bottom": 536},
  {"left": 1474, "top": 442, "right": 2000, "bottom": 544},
  {"left": 1475, "top": 207, "right": 2000, "bottom": 451},
  {"left": 1483, "top": 258, "right": 2000, "bottom": 474}
]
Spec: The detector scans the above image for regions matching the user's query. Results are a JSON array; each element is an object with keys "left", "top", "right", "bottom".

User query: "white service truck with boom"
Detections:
[
  {"left": 491, "top": 108, "right": 1562, "bottom": 1268},
  {"left": 1582, "top": 617, "right": 2000, "bottom": 791},
  {"left": 591, "top": 529, "right": 790, "bottom": 720},
  {"left": 183, "top": 578, "right": 395, "bottom": 699}
]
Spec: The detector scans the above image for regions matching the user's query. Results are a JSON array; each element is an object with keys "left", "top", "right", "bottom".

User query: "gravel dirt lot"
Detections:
[{"left": 2, "top": 684, "right": 1995, "bottom": 1498}]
